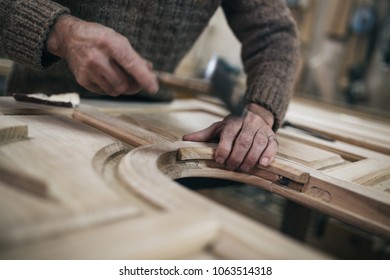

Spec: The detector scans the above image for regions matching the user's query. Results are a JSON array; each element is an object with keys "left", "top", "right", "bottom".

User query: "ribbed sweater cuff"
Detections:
[
  {"left": 3, "top": 1, "right": 69, "bottom": 70},
  {"left": 245, "top": 72, "right": 293, "bottom": 131}
]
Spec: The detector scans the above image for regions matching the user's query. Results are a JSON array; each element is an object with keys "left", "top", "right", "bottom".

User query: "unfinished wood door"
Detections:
[
  {"left": 72, "top": 97, "right": 390, "bottom": 238},
  {"left": 0, "top": 97, "right": 326, "bottom": 260},
  {"left": 0, "top": 96, "right": 388, "bottom": 259}
]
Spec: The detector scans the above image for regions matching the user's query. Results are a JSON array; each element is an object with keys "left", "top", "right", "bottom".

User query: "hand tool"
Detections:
[{"left": 156, "top": 55, "right": 247, "bottom": 116}]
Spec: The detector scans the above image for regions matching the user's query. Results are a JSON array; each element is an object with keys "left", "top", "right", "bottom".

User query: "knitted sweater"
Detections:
[{"left": 0, "top": 0, "right": 299, "bottom": 129}]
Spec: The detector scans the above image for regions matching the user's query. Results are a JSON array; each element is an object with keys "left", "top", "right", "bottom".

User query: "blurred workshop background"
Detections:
[{"left": 175, "top": 0, "right": 390, "bottom": 116}]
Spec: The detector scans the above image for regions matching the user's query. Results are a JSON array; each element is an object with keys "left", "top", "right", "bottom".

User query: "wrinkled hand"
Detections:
[
  {"left": 46, "top": 15, "right": 158, "bottom": 96},
  {"left": 183, "top": 103, "right": 278, "bottom": 171}
]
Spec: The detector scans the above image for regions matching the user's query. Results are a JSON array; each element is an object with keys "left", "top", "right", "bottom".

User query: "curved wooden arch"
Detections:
[
  {"left": 118, "top": 141, "right": 328, "bottom": 259},
  {"left": 119, "top": 141, "right": 390, "bottom": 238}
]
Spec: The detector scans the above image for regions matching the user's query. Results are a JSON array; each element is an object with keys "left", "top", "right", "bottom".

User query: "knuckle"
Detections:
[
  {"left": 75, "top": 72, "right": 89, "bottom": 87},
  {"left": 83, "top": 51, "right": 99, "bottom": 67},
  {"left": 256, "top": 136, "right": 268, "bottom": 147},
  {"left": 220, "top": 126, "right": 236, "bottom": 140},
  {"left": 96, "top": 28, "right": 116, "bottom": 46},
  {"left": 263, "top": 142, "right": 277, "bottom": 155},
  {"left": 265, "top": 146, "right": 277, "bottom": 157},
  {"left": 237, "top": 135, "right": 253, "bottom": 149},
  {"left": 119, "top": 34, "right": 131, "bottom": 46},
  {"left": 118, "top": 52, "right": 136, "bottom": 69},
  {"left": 268, "top": 135, "right": 279, "bottom": 146}
]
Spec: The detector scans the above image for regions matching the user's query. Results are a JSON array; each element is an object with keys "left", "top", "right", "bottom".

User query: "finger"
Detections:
[
  {"left": 215, "top": 117, "right": 242, "bottom": 167},
  {"left": 182, "top": 121, "right": 223, "bottom": 142},
  {"left": 110, "top": 38, "right": 158, "bottom": 94},
  {"left": 224, "top": 118, "right": 260, "bottom": 171},
  {"left": 240, "top": 130, "right": 269, "bottom": 172},
  {"left": 259, "top": 135, "right": 278, "bottom": 167},
  {"left": 145, "top": 60, "right": 154, "bottom": 71},
  {"left": 88, "top": 54, "right": 142, "bottom": 96},
  {"left": 82, "top": 80, "right": 105, "bottom": 95},
  {"left": 123, "top": 75, "right": 143, "bottom": 94},
  {"left": 104, "top": 61, "right": 142, "bottom": 95},
  {"left": 71, "top": 59, "right": 106, "bottom": 95}
]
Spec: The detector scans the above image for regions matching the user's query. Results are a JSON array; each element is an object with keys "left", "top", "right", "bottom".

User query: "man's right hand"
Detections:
[{"left": 46, "top": 15, "right": 158, "bottom": 96}]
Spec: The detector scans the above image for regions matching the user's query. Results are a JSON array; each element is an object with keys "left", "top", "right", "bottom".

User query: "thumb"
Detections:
[{"left": 182, "top": 122, "right": 223, "bottom": 142}]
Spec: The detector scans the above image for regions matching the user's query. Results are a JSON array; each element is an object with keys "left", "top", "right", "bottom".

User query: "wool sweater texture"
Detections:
[{"left": 0, "top": 0, "right": 299, "bottom": 129}]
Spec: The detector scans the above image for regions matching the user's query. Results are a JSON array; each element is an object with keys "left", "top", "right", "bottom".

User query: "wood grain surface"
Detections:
[{"left": 0, "top": 96, "right": 389, "bottom": 259}]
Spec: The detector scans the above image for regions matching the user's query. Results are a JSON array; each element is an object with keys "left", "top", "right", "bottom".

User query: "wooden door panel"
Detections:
[
  {"left": 0, "top": 98, "right": 328, "bottom": 259},
  {"left": 77, "top": 99, "right": 390, "bottom": 238},
  {"left": 1, "top": 96, "right": 389, "bottom": 259},
  {"left": 0, "top": 115, "right": 140, "bottom": 247}
]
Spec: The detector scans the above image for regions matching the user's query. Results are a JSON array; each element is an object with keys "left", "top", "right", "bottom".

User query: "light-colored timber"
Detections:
[
  {"left": 0, "top": 95, "right": 389, "bottom": 259},
  {"left": 0, "top": 124, "right": 28, "bottom": 143}
]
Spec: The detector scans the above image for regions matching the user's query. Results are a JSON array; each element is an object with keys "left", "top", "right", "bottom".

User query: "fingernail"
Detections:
[{"left": 260, "top": 157, "right": 269, "bottom": 166}]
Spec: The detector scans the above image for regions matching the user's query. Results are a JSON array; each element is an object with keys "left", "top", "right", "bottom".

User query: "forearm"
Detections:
[
  {"left": 222, "top": 0, "right": 300, "bottom": 130},
  {"left": 0, "top": 0, "right": 69, "bottom": 70}
]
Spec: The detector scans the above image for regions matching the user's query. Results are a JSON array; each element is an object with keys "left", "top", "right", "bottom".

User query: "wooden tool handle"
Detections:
[{"left": 156, "top": 71, "right": 211, "bottom": 95}]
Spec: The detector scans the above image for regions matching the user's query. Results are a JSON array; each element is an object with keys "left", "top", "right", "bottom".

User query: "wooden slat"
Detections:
[
  {"left": 298, "top": 0, "right": 317, "bottom": 45},
  {"left": 326, "top": 0, "right": 354, "bottom": 38},
  {"left": 324, "top": 159, "right": 390, "bottom": 191},
  {"left": 119, "top": 110, "right": 222, "bottom": 141},
  {"left": 177, "top": 146, "right": 310, "bottom": 184},
  {"left": 73, "top": 107, "right": 172, "bottom": 147},
  {"left": 0, "top": 124, "right": 28, "bottom": 142},
  {"left": 286, "top": 99, "right": 390, "bottom": 155},
  {"left": 277, "top": 135, "right": 346, "bottom": 169}
]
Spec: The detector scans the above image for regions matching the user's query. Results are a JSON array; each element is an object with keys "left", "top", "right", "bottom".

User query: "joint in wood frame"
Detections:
[{"left": 276, "top": 176, "right": 304, "bottom": 192}]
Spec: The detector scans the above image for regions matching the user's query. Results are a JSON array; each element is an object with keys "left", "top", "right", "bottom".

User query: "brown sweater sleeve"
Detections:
[
  {"left": 0, "top": 0, "right": 69, "bottom": 70},
  {"left": 222, "top": 0, "right": 300, "bottom": 130}
]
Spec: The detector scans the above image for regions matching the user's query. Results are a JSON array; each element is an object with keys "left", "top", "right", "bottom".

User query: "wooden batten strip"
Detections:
[
  {"left": 0, "top": 125, "right": 28, "bottom": 143},
  {"left": 73, "top": 108, "right": 171, "bottom": 147},
  {"left": 177, "top": 147, "right": 310, "bottom": 184}
]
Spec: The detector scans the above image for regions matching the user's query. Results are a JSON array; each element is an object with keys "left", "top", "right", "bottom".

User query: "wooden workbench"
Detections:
[{"left": 0, "top": 95, "right": 389, "bottom": 259}]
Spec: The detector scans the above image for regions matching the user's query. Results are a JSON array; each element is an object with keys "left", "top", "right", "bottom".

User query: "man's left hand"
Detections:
[{"left": 183, "top": 103, "right": 278, "bottom": 171}]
